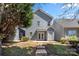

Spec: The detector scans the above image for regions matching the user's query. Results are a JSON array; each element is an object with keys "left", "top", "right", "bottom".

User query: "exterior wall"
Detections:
[
  {"left": 53, "top": 21, "right": 65, "bottom": 40},
  {"left": 31, "top": 31, "right": 37, "bottom": 40},
  {"left": 22, "top": 14, "right": 49, "bottom": 40},
  {"left": 13, "top": 26, "right": 20, "bottom": 41}
]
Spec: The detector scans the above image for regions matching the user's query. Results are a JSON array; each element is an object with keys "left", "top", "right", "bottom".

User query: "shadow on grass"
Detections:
[
  {"left": 2, "top": 41, "right": 19, "bottom": 46},
  {"left": 45, "top": 44, "right": 79, "bottom": 56},
  {"left": 1, "top": 42, "right": 79, "bottom": 56},
  {"left": 2, "top": 46, "right": 35, "bottom": 56}
]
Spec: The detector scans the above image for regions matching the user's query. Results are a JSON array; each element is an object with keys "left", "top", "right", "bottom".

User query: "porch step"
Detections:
[
  {"left": 35, "top": 49, "right": 47, "bottom": 56},
  {"left": 36, "top": 46, "right": 45, "bottom": 49},
  {"left": 35, "top": 46, "right": 47, "bottom": 56}
]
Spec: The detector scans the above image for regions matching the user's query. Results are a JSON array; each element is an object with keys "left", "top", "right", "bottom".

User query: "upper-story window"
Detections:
[
  {"left": 78, "top": 21, "right": 79, "bottom": 24},
  {"left": 48, "top": 23, "right": 50, "bottom": 26},
  {"left": 48, "top": 21, "right": 50, "bottom": 26},
  {"left": 30, "top": 32, "right": 32, "bottom": 36},
  {"left": 37, "top": 21, "right": 40, "bottom": 26}
]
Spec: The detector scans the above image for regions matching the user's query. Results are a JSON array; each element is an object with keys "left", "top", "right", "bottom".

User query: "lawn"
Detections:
[
  {"left": 1, "top": 41, "right": 37, "bottom": 56},
  {"left": 1, "top": 41, "right": 50, "bottom": 56},
  {"left": 2, "top": 46, "right": 35, "bottom": 56},
  {"left": 2, "top": 41, "right": 79, "bottom": 56},
  {"left": 46, "top": 44, "right": 79, "bottom": 56}
]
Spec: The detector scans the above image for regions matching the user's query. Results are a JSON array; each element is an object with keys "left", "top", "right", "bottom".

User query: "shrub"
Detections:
[
  {"left": 21, "top": 36, "right": 29, "bottom": 42},
  {"left": 60, "top": 35, "right": 78, "bottom": 44},
  {"left": 68, "top": 35, "right": 78, "bottom": 48},
  {"left": 60, "top": 37, "right": 69, "bottom": 44},
  {"left": 68, "top": 35, "right": 78, "bottom": 41},
  {"left": 46, "top": 44, "right": 79, "bottom": 56},
  {"left": 0, "top": 34, "right": 5, "bottom": 40}
]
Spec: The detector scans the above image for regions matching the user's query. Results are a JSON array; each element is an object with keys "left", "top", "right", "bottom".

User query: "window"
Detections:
[
  {"left": 39, "top": 33, "right": 40, "bottom": 39},
  {"left": 48, "top": 21, "right": 50, "bottom": 26},
  {"left": 67, "top": 30, "right": 76, "bottom": 36},
  {"left": 78, "top": 21, "right": 79, "bottom": 24},
  {"left": 48, "top": 23, "right": 50, "bottom": 26},
  {"left": 37, "top": 21, "right": 40, "bottom": 26},
  {"left": 42, "top": 33, "right": 43, "bottom": 39}
]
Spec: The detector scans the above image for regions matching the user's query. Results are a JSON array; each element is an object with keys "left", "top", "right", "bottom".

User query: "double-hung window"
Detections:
[{"left": 67, "top": 30, "right": 76, "bottom": 36}]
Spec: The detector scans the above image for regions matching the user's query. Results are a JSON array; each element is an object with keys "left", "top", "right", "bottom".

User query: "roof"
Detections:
[
  {"left": 35, "top": 9, "right": 53, "bottom": 19},
  {"left": 35, "top": 9, "right": 53, "bottom": 23},
  {"left": 58, "top": 19, "right": 79, "bottom": 29}
]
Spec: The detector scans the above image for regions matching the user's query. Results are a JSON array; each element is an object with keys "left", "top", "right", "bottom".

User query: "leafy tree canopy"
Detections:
[{"left": 0, "top": 3, "right": 34, "bottom": 41}]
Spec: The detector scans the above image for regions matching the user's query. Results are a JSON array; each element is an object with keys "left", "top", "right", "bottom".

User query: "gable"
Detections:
[{"left": 35, "top": 9, "right": 53, "bottom": 24}]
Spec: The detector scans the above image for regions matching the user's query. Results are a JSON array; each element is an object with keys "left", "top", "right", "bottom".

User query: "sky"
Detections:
[
  {"left": 33, "top": 3, "right": 64, "bottom": 19},
  {"left": 33, "top": 3, "right": 79, "bottom": 19}
]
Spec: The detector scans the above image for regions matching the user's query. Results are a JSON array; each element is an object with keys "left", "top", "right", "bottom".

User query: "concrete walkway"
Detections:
[{"left": 35, "top": 46, "right": 47, "bottom": 56}]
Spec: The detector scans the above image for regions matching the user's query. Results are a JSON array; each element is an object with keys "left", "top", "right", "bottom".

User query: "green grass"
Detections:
[
  {"left": 46, "top": 44, "right": 79, "bottom": 56},
  {"left": 2, "top": 46, "right": 34, "bottom": 56}
]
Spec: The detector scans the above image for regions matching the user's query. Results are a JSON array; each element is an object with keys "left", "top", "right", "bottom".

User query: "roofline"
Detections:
[
  {"left": 34, "top": 9, "right": 53, "bottom": 19},
  {"left": 64, "top": 27, "right": 79, "bottom": 29}
]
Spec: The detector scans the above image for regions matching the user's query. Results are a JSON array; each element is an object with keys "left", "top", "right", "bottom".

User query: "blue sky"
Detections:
[
  {"left": 33, "top": 3, "right": 79, "bottom": 19},
  {"left": 33, "top": 3, "right": 65, "bottom": 19}
]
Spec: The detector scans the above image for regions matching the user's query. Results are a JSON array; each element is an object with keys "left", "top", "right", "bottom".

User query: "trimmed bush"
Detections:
[
  {"left": 60, "top": 37, "right": 69, "bottom": 44},
  {"left": 60, "top": 35, "right": 78, "bottom": 44},
  {"left": 67, "top": 35, "right": 78, "bottom": 48},
  {"left": 0, "top": 34, "right": 5, "bottom": 40},
  {"left": 68, "top": 35, "right": 78, "bottom": 41},
  {"left": 21, "top": 36, "right": 29, "bottom": 42}
]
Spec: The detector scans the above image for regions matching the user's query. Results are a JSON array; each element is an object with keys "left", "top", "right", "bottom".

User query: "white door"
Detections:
[{"left": 37, "top": 32, "right": 45, "bottom": 41}]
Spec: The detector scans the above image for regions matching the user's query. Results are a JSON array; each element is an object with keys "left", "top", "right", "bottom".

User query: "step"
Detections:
[
  {"left": 36, "top": 46, "right": 45, "bottom": 49},
  {"left": 35, "top": 49, "right": 47, "bottom": 56}
]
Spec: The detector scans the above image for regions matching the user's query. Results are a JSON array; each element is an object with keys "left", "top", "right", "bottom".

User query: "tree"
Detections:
[
  {"left": 0, "top": 3, "right": 34, "bottom": 42},
  {"left": 60, "top": 3, "right": 79, "bottom": 19}
]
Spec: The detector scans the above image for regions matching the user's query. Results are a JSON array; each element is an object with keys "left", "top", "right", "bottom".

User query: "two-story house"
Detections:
[{"left": 13, "top": 9, "right": 54, "bottom": 41}]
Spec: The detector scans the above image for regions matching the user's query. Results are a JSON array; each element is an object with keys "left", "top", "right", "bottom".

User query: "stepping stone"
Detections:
[
  {"left": 35, "top": 49, "right": 47, "bottom": 56},
  {"left": 36, "top": 46, "right": 45, "bottom": 49}
]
